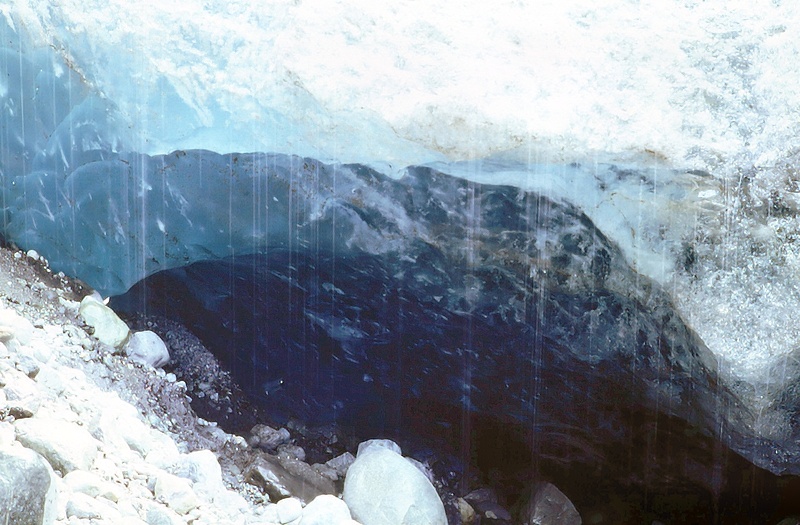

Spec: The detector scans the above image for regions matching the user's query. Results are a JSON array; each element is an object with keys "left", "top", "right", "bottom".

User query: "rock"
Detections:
[
  {"left": 464, "top": 488, "right": 498, "bottom": 505},
  {"left": 0, "top": 327, "right": 13, "bottom": 343},
  {"left": 406, "top": 457, "right": 435, "bottom": 484},
  {"left": 174, "top": 450, "right": 246, "bottom": 510},
  {"left": 456, "top": 497, "right": 476, "bottom": 525},
  {"left": 0, "top": 446, "right": 57, "bottom": 525},
  {"left": 244, "top": 454, "right": 336, "bottom": 504},
  {"left": 0, "top": 422, "right": 15, "bottom": 448},
  {"left": 357, "top": 438, "right": 402, "bottom": 456},
  {"left": 300, "top": 494, "right": 353, "bottom": 525},
  {"left": 79, "top": 295, "right": 130, "bottom": 348},
  {"left": 277, "top": 443, "right": 306, "bottom": 461},
  {"left": 324, "top": 451, "right": 355, "bottom": 479},
  {"left": 63, "top": 470, "right": 123, "bottom": 502},
  {"left": 14, "top": 417, "right": 100, "bottom": 473},
  {"left": 249, "top": 424, "right": 291, "bottom": 450},
  {"left": 276, "top": 497, "right": 302, "bottom": 523},
  {"left": 118, "top": 517, "right": 151, "bottom": 525},
  {"left": 2, "top": 372, "right": 42, "bottom": 419},
  {"left": 14, "top": 354, "right": 41, "bottom": 378},
  {"left": 479, "top": 503, "right": 513, "bottom": 522},
  {"left": 124, "top": 330, "right": 170, "bottom": 368},
  {"left": 343, "top": 441, "right": 447, "bottom": 525},
  {"left": 520, "top": 483, "right": 582, "bottom": 525},
  {"left": 153, "top": 472, "right": 199, "bottom": 515},
  {"left": 33, "top": 367, "right": 66, "bottom": 397},
  {"left": 312, "top": 462, "right": 338, "bottom": 482},
  {"left": 116, "top": 417, "right": 179, "bottom": 465},
  {"left": 66, "top": 492, "right": 121, "bottom": 520},
  {"left": 0, "top": 307, "right": 35, "bottom": 345},
  {"left": 139, "top": 499, "right": 185, "bottom": 525},
  {"left": 463, "top": 488, "right": 512, "bottom": 523}
]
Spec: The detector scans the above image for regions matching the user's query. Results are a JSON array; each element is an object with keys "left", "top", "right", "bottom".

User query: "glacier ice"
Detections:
[{"left": 4, "top": 0, "right": 800, "bottom": 495}]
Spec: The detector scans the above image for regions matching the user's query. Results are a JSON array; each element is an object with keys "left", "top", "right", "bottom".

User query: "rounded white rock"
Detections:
[
  {"left": 344, "top": 443, "right": 446, "bottom": 525},
  {"left": 154, "top": 472, "right": 199, "bottom": 515},
  {"left": 276, "top": 497, "right": 303, "bottom": 523},
  {"left": 79, "top": 296, "right": 130, "bottom": 348},
  {"left": 124, "top": 331, "right": 170, "bottom": 369},
  {"left": 301, "top": 494, "right": 352, "bottom": 525}
]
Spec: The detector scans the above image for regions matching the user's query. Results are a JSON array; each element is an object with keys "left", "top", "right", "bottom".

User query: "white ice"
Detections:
[{"left": 9, "top": 0, "right": 800, "bottom": 171}]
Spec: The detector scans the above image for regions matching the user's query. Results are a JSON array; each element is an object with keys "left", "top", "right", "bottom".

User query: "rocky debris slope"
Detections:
[{"left": 0, "top": 246, "right": 460, "bottom": 525}]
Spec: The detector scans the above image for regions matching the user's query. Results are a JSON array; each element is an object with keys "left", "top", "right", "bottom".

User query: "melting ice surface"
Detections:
[{"left": 5, "top": 0, "right": 800, "bottom": 496}]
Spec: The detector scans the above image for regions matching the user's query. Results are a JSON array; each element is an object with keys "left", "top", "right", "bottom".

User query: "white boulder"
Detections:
[
  {"left": 276, "top": 497, "right": 302, "bottom": 523},
  {"left": 124, "top": 331, "right": 170, "bottom": 368},
  {"left": 66, "top": 492, "right": 121, "bottom": 521},
  {"left": 14, "top": 417, "right": 100, "bottom": 474},
  {"left": 154, "top": 472, "right": 199, "bottom": 515},
  {"left": 79, "top": 296, "right": 130, "bottom": 348},
  {"left": 356, "top": 439, "right": 402, "bottom": 456},
  {"left": 0, "top": 307, "right": 35, "bottom": 345},
  {"left": 343, "top": 440, "right": 446, "bottom": 525},
  {"left": 173, "top": 450, "right": 247, "bottom": 511},
  {"left": 300, "top": 494, "right": 353, "bottom": 525},
  {"left": 63, "top": 470, "right": 123, "bottom": 502}
]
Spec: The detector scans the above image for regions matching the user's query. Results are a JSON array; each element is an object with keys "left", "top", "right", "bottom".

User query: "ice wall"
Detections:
[{"left": 4, "top": 1, "right": 800, "bottom": 441}]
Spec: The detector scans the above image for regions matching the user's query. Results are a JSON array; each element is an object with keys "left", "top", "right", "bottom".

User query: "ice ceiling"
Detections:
[
  {"left": 9, "top": 0, "right": 800, "bottom": 168},
  {"left": 4, "top": 0, "right": 800, "bottom": 458}
]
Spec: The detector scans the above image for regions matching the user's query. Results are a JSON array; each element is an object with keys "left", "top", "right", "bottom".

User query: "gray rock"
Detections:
[
  {"left": 477, "top": 502, "right": 512, "bottom": 522},
  {"left": 249, "top": 424, "right": 291, "bottom": 451},
  {"left": 14, "top": 417, "right": 100, "bottom": 474},
  {"left": 124, "top": 330, "right": 170, "bottom": 368},
  {"left": 324, "top": 451, "right": 355, "bottom": 480},
  {"left": 520, "top": 483, "right": 582, "bottom": 525},
  {"left": 0, "top": 446, "right": 57, "bottom": 525},
  {"left": 0, "top": 327, "right": 14, "bottom": 344},
  {"left": 464, "top": 487, "right": 498, "bottom": 505},
  {"left": 2, "top": 376, "right": 41, "bottom": 420},
  {"left": 277, "top": 443, "right": 306, "bottom": 462},
  {"left": 14, "top": 354, "right": 41, "bottom": 379},
  {"left": 464, "top": 488, "right": 512, "bottom": 522},
  {"left": 244, "top": 454, "right": 336, "bottom": 504},
  {"left": 343, "top": 442, "right": 446, "bottom": 525}
]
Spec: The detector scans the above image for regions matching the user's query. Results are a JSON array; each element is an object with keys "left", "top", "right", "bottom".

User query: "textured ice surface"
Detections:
[
  {"left": 4, "top": 0, "right": 800, "bottom": 472},
  {"left": 111, "top": 168, "right": 771, "bottom": 482},
  {"left": 6, "top": 0, "right": 800, "bottom": 170}
]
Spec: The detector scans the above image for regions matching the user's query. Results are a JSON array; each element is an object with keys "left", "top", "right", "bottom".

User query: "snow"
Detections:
[{"left": 4, "top": 0, "right": 800, "bottom": 423}]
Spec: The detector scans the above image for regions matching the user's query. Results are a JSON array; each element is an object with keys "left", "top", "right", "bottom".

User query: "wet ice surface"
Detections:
[{"left": 107, "top": 167, "right": 800, "bottom": 521}]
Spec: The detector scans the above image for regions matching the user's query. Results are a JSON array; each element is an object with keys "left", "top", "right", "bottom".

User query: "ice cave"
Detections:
[{"left": 3, "top": 1, "right": 800, "bottom": 523}]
